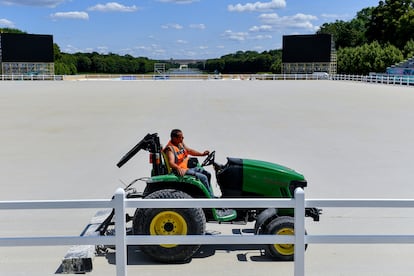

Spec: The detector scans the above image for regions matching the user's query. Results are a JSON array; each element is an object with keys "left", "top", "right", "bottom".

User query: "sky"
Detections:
[{"left": 0, "top": 0, "right": 380, "bottom": 60}]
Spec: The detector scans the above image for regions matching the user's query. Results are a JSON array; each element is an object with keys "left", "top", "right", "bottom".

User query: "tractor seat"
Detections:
[{"left": 161, "top": 151, "right": 172, "bottom": 174}]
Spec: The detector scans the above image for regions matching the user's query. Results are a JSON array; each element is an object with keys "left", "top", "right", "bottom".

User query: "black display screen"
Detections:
[
  {"left": 1, "top": 33, "right": 54, "bottom": 62},
  {"left": 282, "top": 34, "right": 332, "bottom": 63}
]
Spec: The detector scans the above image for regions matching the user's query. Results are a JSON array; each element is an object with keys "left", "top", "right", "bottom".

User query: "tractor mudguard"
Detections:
[
  {"left": 254, "top": 208, "right": 278, "bottom": 234},
  {"left": 145, "top": 174, "right": 213, "bottom": 198}
]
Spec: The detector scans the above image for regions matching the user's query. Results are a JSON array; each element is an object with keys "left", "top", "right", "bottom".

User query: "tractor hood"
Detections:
[
  {"left": 217, "top": 157, "right": 306, "bottom": 198},
  {"left": 242, "top": 158, "right": 306, "bottom": 197},
  {"left": 243, "top": 158, "right": 305, "bottom": 180}
]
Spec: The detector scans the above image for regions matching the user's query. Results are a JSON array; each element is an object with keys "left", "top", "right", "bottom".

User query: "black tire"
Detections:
[
  {"left": 264, "top": 216, "right": 307, "bottom": 261},
  {"left": 133, "top": 189, "right": 206, "bottom": 263}
]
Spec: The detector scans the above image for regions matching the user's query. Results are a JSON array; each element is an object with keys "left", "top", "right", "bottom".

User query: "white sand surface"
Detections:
[{"left": 1, "top": 80, "right": 414, "bottom": 275}]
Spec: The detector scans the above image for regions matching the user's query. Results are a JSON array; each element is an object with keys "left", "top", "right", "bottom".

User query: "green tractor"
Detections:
[{"left": 115, "top": 133, "right": 321, "bottom": 263}]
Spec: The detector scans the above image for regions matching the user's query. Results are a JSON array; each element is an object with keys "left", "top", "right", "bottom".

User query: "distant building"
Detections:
[
  {"left": 282, "top": 34, "right": 337, "bottom": 75},
  {"left": 0, "top": 33, "right": 54, "bottom": 75}
]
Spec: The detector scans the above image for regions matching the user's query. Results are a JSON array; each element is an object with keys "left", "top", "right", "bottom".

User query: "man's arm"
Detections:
[{"left": 184, "top": 144, "right": 209, "bottom": 157}]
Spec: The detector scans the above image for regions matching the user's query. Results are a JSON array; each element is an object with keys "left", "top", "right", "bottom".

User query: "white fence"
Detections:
[
  {"left": 332, "top": 73, "right": 414, "bottom": 86},
  {"left": 1, "top": 73, "right": 413, "bottom": 86},
  {"left": 0, "top": 74, "right": 63, "bottom": 81},
  {"left": 0, "top": 73, "right": 325, "bottom": 81},
  {"left": 2, "top": 188, "right": 414, "bottom": 276}
]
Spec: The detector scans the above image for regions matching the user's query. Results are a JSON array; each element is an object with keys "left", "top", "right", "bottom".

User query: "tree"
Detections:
[
  {"left": 337, "top": 41, "right": 403, "bottom": 74},
  {"left": 204, "top": 59, "right": 225, "bottom": 73},
  {"left": 366, "top": 0, "right": 414, "bottom": 48},
  {"left": 54, "top": 61, "right": 76, "bottom": 75},
  {"left": 318, "top": 20, "right": 355, "bottom": 48},
  {"left": 0, "top": 28, "right": 26, "bottom": 34},
  {"left": 396, "top": 9, "right": 414, "bottom": 48},
  {"left": 53, "top": 43, "right": 62, "bottom": 62},
  {"left": 403, "top": 39, "right": 414, "bottom": 58},
  {"left": 317, "top": 8, "right": 373, "bottom": 49},
  {"left": 76, "top": 54, "right": 92, "bottom": 72}
]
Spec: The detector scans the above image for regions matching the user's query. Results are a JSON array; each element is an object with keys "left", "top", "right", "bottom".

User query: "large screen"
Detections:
[
  {"left": 1, "top": 33, "right": 54, "bottom": 62},
  {"left": 282, "top": 34, "right": 332, "bottom": 63}
]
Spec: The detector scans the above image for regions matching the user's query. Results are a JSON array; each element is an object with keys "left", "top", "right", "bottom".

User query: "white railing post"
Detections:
[
  {"left": 294, "top": 188, "right": 305, "bottom": 276},
  {"left": 114, "top": 188, "right": 127, "bottom": 276}
]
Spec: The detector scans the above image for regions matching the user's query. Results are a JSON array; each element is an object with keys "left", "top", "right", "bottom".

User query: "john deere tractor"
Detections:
[{"left": 115, "top": 133, "right": 320, "bottom": 263}]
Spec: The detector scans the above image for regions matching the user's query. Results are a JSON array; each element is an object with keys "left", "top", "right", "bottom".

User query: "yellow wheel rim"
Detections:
[
  {"left": 273, "top": 227, "right": 295, "bottom": 256},
  {"left": 150, "top": 211, "right": 188, "bottom": 248}
]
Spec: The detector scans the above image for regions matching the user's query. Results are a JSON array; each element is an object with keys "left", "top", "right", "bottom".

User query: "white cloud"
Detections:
[
  {"left": 228, "top": 0, "right": 286, "bottom": 12},
  {"left": 253, "top": 45, "right": 264, "bottom": 51},
  {"left": 62, "top": 44, "right": 78, "bottom": 53},
  {"left": 62, "top": 44, "right": 91, "bottom": 53},
  {"left": 134, "top": 44, "right": 166, "bottom": 57},
  {"left": 183, "top": 51, "right": 197, "bottom": 57},
  {"left": 151, "top": 48, "right": 167, "bottom": 57},
  {"left": 88, "top": 2, "right": 138, "bottom": 12},
  {"left": 0, "top": 0, "right": 64, "bottom": 8},
  {"left": 259, "top": 13, "right": 318, "bottom": 31},
  {"left": 222, "top": 27, "right": 273, "bottom": 42},
  {"left": 222, "top": 30, "right": 249, "bottom": 41},
  {"left": 251, "top": 34, "right": 272, "bottom": 40},
  {"left": 96, "top": 46, "right": 109, "bottom": 54},
  {"left": 220, "top": 23, "right": 280, "bottom": 45},
  {"left": 50, "top": 11, "right": 89, "bottom": 20},
  {"left": 161, "top": 23, "right": 183, "bottom": 29},
  {"left": 249, "top": 25, "right": 273, "bottom": 32},
  {"left": 176, "top": 39, "right": 187, "bottom": 44},
  {"left": 321, "top": 13, "right": 351, "bottom": 20},
  {"left": 0, "top": 18, "right": 15, "bottom": 27},
  {"left": 157, "top": 0, "right": 199, "bottom": 4},
  {"left": 189, "top": 23, "right": 206, "bottom": 30}
]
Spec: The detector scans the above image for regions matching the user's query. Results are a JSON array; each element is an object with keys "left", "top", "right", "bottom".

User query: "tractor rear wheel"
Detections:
[{"left": 133, "top": 189, "right": 206, "bottom": 263}]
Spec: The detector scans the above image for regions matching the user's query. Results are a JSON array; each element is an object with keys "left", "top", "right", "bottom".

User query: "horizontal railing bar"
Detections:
[
  {"left": 0, "top": 235, "right": 115, "bottom": 246},
  {"left": 126, "top": 235, "right": 295, "bottom": 245},
  {"left": 125, "top": 198, "right": 295, "bottom": 208},
  {"left": 0, "top": 235, "right": 294, "bottom": 247},
  {"left": 3, "top": 198, "right": 414, "bottom": 210},
  {"left": 0, "top": 199, "right": 113, "bottom": 210},
  {"left": 306, "top": 199, "right": 414, "bottom": 208},
  {"left": 307, "top": 235, "right": 414, "bottom": 244},
  {"left": 4, "top": 233, "right": 414, "bottom": 247}
]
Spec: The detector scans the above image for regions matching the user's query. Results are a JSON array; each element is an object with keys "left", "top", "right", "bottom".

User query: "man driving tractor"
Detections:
[{"left": 164, "top": 129, "right": 213, "bottom": 195}]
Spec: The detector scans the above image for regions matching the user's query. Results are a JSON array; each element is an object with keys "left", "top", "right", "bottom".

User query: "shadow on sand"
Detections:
[
  {"left": 103, "top": 227, "right": 285, "bottom": 266},
  {"left": 55, "top": 226, "right": 285, "bottom": 273}
]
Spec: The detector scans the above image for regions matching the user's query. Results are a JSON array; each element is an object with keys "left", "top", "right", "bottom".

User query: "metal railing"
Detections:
[
  {"left": 1, "top": 73, "right": 413, "bottom": 86},
  {"left": 0, "top": 74, "right": 63, "bottom": 81},
  {"left": 332, "top": 74, "right": 414, "bottom": 86},
  {"left": 2, "top": 188, "right": 414, "bottom": 276},
  {"left": 60, "top": 73, "right": 330, "bottom": 81},
  {"left": 0, "top": 73, "right": 320, "bottom": 81}
]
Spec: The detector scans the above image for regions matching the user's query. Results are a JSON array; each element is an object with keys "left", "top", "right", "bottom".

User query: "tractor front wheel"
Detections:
[
  {"left": 264, "top": 216, "right": 307, "bottom": 261},
  {"left": 133, "top": 189, "right": 206, "bottom": 263}
]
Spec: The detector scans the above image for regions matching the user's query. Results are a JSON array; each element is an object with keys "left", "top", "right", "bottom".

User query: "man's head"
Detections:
[{"left": 170, "top": 129, "right": 184, "bottom": 145}]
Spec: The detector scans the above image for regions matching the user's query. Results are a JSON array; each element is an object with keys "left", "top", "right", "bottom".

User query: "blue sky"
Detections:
[{"left": 0, "top": 0, "right": 379, "bottom": 59}]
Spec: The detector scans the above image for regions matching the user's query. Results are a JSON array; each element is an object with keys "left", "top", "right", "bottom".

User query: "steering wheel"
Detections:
[{"left": 201, "top": 151, "right": 215, "bottom": 167}]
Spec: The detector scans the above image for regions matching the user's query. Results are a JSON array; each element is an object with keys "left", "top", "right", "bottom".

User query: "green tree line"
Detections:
[
  {"left": 317, "top": 0, "right": 414, "bottom": 74},
  {"left": 2, "top": 0, "right": 414, "bottom": 75},
  {"left": 53, "top": 46, "right": 157, "bottom": 75}
]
